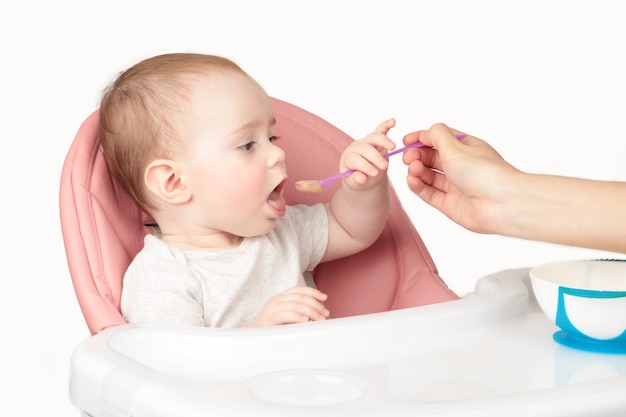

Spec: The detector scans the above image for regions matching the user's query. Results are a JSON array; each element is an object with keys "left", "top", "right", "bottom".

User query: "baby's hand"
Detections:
[
  {"left": 248, "top": 286, "right": 330, "bottom": 327},
  {"left": 340, "top": 119, "right": 397, "bottom": 190}
]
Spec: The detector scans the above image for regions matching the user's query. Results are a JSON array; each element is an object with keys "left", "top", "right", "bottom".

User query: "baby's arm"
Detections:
[{"left": 321, "top": 119, "right": 396, "bottom": 263}]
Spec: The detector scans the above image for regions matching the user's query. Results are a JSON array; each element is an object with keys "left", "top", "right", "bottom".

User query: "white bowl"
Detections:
[{"left": 530, "top": 259, "right": 626, "bottom": 352}]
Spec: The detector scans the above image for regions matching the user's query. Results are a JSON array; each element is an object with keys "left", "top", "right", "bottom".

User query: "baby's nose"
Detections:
[{"left": 268, "top": 143, "right": 286, "bottom": 166}]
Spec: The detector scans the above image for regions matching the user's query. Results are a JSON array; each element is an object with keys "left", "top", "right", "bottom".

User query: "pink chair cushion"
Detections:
[{"left": 60, "top": 97, "right": 458, "bottom": 335}]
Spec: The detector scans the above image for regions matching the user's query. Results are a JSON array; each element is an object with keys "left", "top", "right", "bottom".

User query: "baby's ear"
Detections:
[{"left": 144, "top": 159, "right": 192, "bottom": 204}]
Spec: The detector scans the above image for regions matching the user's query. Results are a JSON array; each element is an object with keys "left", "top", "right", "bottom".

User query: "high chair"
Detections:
[{"left": 61, "top": 98, "right": 626, "bottom": 417}]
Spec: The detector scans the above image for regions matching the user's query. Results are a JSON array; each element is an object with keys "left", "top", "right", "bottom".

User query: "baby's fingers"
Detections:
[
  {"left": 281, "top": 287, "right": 330, "bottom": 319},
  {"left": 366, "top": 120, "right": 397, "bottom": 156},
  {"left": 344, "top": 141, "right": 390, "bottom": 174},
  {"left": 284, "top": 286, "right": 328, "bottom": 302},
  {"left": 374, "top": 118, "right": 396, "bottom": 135}
]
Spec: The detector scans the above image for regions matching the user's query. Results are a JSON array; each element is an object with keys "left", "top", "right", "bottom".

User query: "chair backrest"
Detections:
[{"left": 60, "top": 97, "right": 458, "bottom": 335}]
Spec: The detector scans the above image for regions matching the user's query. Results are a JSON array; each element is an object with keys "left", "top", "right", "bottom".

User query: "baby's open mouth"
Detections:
[
  {"left": 273, "top": 178, "right": 287, "bottom": 195},
  {"left": 267, "top": 178, "right": 287, "bottom": 217}
]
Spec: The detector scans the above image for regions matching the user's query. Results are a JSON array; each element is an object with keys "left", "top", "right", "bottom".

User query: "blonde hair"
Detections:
[{"left": 99, "top": 53, "right": 248, "bottom": 214}]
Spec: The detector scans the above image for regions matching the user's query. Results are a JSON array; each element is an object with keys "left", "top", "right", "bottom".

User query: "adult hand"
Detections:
[{"left": 402, "top": 123, "right": 519, "bottom": 235}]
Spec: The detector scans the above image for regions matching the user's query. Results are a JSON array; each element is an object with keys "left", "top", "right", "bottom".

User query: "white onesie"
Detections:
[{"left": 121, "top": 203, "right": 328, "bottom": 328}]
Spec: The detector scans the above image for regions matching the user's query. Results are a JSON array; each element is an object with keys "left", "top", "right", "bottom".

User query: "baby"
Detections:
[{"left": 99, "top": 53, "right": 395, "bottom": 328}]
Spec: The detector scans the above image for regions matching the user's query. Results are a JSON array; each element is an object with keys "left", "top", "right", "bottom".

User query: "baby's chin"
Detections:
[{"left": 238, "top": 218, "right": 280, "bottom": 238}]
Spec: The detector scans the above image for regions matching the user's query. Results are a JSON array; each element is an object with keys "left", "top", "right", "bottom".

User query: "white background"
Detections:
[{"left": 1, "top": 1, "right": 625, "bottom": 415}]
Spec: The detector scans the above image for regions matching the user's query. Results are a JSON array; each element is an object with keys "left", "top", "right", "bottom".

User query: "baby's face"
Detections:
[{"left": 179, "top": 72, "right": 288, "bottom": 242}]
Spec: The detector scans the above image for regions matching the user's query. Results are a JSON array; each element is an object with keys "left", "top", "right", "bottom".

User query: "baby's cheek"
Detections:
[{"left": 229, "top": 171, "right": 267, "bottom": 202}]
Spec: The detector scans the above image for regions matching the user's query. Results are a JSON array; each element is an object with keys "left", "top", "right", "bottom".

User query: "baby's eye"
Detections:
[
  {"left": 269, "top": 135, "right": 279, "bottom": 143},
  {"left": 238, "top": 141, "right": 255, "bottom": 151}
]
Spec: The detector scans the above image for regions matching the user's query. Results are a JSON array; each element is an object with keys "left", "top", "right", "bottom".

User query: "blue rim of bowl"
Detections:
[
  {"left": 553, "top": 330, "right": 626, "bottom": 354},
  {"left": 554, "top": 282, "right": 626, "bottom": 354},
  {"left": 533, "top": 259, "right": 626, "bottom": 353}
]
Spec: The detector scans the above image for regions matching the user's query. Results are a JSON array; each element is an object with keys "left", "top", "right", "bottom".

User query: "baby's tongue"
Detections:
[{"left": 267, "top": 190, "right": 286, "bottom": 217}]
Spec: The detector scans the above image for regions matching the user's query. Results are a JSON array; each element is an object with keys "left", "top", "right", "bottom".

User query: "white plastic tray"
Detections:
[{"left": 70, "top": 269, "right": 626, "bottom": 416}]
